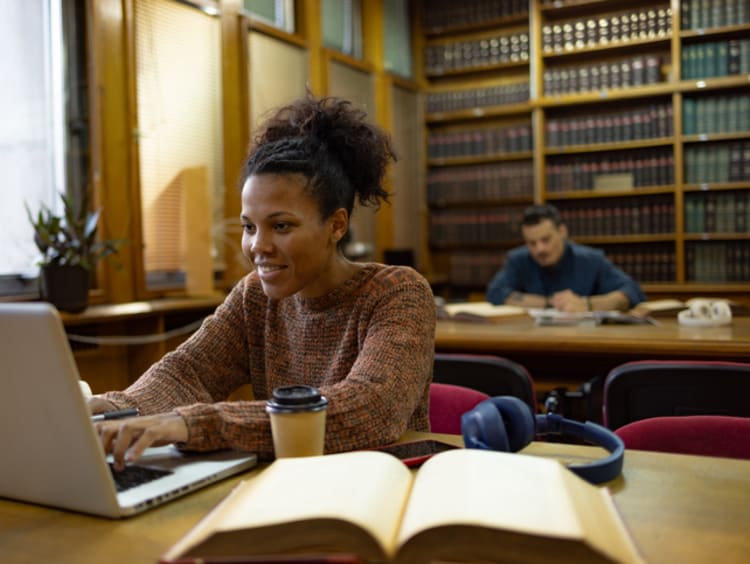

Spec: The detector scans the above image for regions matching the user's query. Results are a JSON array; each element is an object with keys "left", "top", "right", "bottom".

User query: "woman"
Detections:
[{"left": 92, "top": 94, "right": 436, "bottom": 469}]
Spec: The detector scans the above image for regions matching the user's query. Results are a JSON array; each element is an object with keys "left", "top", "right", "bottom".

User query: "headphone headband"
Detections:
[{"left": 461, "top": 397, "right": 624, "bottom": 484}]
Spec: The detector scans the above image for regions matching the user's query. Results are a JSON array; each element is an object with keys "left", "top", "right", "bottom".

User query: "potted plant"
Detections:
[{"left": 26, "top": 192, "right": 122, "bottom": 313}]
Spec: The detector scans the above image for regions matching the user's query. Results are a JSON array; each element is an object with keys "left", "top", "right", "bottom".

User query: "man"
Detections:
[{"left": 486, "top": 204, "right": 645, "bottom": 312}]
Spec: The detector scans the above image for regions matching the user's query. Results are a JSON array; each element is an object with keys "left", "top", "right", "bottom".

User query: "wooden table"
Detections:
[
  {"left": 436, "top": 316, "right": 750, "bottom": 416},
  {"left": 1, "top": 432, "right": 749, "bottom": 563},
  {"left": 436, "top": 316, "right": 750, "bottom": 360}
]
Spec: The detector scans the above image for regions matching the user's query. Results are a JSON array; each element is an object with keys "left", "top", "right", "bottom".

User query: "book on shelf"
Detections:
[{"left": 160, "top": 449, "right": 643, "bottom": 564}]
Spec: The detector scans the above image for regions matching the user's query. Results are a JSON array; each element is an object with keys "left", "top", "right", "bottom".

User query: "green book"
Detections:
[
  {"left": 695, "top": 146, "right": 709, "bottom": 182},
  {"left": 705, "top": 193, "right": 717, "bottom": 232},
  {"left": 704, "top": 43, "right": 717, "bottom": 78},
  {"left": 683, "top": 97, "right": 697, "bottom": 134},
  {"left": 695, "top": 195, "right": 706, "bottom": 232},
  {"left": 696, "top": 97, "right": 709, "bottom": 133},
  {"left": 683, "top": 46, "right": 695, "bottom": 79},
  {"left": 739, "top": 96, "right": 750, "bottom": 132},
  {"left": 682, "top": 0, "right": 692, "bottom": 29},
  {"left": 716, "top": 41, "right": 729, "bottom": 77},
  {"left": 685, "top": 195, "right": 697, "bottom": 232},
  {"left": 700, "top": 0, "right": 712, "bottom": 27},
  {"left": 690, "top": 0, "right": 702, "bottom": 28},
  {"left": 717, "top": 144, "right": 731, "bottom": 183}
]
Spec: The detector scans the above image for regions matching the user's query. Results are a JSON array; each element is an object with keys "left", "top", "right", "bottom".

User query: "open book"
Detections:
[
  {"left": 161, "top": 449, "right": 643, "bottom": 563},
  {"left": 437, "top": 301, "right": 527, "bottom": 322}
]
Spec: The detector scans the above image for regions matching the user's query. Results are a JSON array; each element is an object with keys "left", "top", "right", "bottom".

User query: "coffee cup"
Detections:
[{"left": 266, "top": 385, "right": 328, "bottom": 458}]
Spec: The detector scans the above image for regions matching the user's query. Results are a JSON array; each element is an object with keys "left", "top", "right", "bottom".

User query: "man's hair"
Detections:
[{"left": 522, "top": 204, "right": 563, "bottom": 227}]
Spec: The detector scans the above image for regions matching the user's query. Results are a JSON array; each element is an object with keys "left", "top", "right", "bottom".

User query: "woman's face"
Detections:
[{"left": 240, "top": 173, "right": 348, "bottom": 300}]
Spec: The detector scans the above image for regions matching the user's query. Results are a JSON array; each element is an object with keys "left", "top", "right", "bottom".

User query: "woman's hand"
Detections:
[
  {"left": 87, "top": 396, "right": 119, "bottom": 414},
  {"left": 96, "top": 413, "right": 189, "bottom": 471}
]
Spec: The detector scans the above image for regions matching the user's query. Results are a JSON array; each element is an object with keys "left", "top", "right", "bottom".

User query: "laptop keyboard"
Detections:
[{"left": 109, "top": 463, "right": 173, "bottom": 492}]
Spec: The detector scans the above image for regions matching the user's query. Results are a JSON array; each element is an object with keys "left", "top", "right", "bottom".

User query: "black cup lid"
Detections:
[{"left": 270, "top": 385, "right": 323, "bottom": 406}]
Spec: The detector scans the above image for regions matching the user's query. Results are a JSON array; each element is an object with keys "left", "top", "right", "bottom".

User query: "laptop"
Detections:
[{"left": 0, "top": 302, "right": 257, "bottom": 518}]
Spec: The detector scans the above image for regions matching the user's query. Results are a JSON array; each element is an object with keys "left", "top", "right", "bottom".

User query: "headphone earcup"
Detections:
[
  {"left": 462, "top": 398, "right": 510, "bottom": 451},
  {"left": 491, "top": 396, "right": 536, "bottom": 452},
  {"left": 461, "top": 396, "right": 536, "bottom": 452}
]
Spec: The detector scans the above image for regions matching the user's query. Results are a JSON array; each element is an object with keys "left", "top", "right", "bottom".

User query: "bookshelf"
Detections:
[{"left": 417, "top": 0, "right": 750, "bottom": 301}]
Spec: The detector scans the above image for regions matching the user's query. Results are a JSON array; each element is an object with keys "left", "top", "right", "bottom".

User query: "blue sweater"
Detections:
[{"left": 486, "top": 241, "right": 646, "bottom": 307}]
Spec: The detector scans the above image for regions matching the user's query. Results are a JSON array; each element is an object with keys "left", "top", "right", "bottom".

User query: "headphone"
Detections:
[
  {"left": 678, "top": 299, "right": 732, "bottom": 327},
  {"left": 461, "top": 396, "right": 624, "bottom": 485}
]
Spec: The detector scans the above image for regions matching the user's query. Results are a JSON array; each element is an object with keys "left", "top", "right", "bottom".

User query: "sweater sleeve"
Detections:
[{"left": 99, "top": 279, "right": 252, "bottom": 414}]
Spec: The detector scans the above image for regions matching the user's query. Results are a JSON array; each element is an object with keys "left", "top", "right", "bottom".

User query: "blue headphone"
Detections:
[{"left": 461, "top": 396, "right": 624, "bottom": 484}]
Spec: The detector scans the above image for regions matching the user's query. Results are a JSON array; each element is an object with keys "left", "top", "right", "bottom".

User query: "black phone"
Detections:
[{"left": 369, "top": 439, "right": 460, "bottom": 467}]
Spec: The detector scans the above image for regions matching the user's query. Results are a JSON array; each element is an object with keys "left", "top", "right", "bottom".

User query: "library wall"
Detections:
[{"left": 418, "top": 0, "right": 750, "bottom": 302}]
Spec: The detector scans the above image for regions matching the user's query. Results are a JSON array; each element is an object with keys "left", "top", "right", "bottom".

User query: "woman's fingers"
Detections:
[
  {"left": 87, "top": 396, "right": 119, "bottom": 415},
  {"left": 96, "top": 413, "right": 188, "bottom": 470}
]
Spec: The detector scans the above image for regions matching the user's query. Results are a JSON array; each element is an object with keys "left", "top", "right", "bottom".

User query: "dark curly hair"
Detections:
[{"left": 240, "top": 94, "right": 397, "bottom": 242}]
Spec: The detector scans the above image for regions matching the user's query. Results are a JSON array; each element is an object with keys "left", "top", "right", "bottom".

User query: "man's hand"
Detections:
[
  {"left": 552, "top": 289, "right": 587, "bottom": 313},
  {"left": 96, "top": 413, "right": 188, "bottom": 471}
]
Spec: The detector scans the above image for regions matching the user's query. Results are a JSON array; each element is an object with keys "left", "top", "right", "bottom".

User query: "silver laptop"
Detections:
[{"left": 0, "top": 302, "right": 257, "bottom": 518}]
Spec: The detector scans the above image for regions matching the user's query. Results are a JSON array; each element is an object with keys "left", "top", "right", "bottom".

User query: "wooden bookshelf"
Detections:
[{"left": 416, "top": 0, "right": 750, "bottom": 300}]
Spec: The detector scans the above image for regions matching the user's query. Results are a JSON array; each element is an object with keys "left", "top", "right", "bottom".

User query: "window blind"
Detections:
[{"left": 135, "top": 0, "right": 223, "bottom": 289}]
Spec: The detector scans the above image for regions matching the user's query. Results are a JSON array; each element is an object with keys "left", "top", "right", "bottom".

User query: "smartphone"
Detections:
[{"left": 369, "top": 439, "right": 460, "bottom": 467}]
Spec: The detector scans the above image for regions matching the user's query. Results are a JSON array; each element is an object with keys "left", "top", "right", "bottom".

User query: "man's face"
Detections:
[{"left": 522, "top": 218, "right": 567, "bottom": 268}]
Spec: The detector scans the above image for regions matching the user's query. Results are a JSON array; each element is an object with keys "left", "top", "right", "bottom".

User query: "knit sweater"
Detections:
[{"left": 101, "top": 263, "right": 436, "bottom": 460}]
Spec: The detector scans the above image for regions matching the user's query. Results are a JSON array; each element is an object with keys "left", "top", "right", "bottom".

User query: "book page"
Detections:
[
  {"left": 443, "top": 302, "right": 527, "bottom": 318},
  {"left": 172, "top": 451, "right": 413, "bottom": 559},
  {"left": 637, "top": 299, "right": 686, "bottom": 311},
  {"left": 398, "top": 449, "right": 585, "bottom": 541},
  {"left": 397, "top": 449, "right": 642, "bottom": 563}
]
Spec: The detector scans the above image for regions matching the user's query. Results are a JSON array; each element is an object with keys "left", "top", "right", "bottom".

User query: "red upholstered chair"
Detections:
[
  {"left": 602, "top": 360, "right": 750, "bottom": 430},
  {"left": 429, "top": 383, "right": 490, "bottom": 435},
  {"left": 615, "top": 415, "right": 750, "bottom": 460},
  {"left": 432, "top": 353, "right": 537, "bottom": 414}
]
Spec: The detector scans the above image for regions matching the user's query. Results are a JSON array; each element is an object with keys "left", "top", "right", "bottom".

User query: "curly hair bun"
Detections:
[{"left": 243, "top": 93, "right": 396, "bottom": 213}]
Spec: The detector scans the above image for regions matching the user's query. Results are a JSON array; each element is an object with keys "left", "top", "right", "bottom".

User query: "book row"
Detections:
[
  {"left": 426, "top": 82, "right": 530, "bottom": 114},
  {"left": 557, "top": 196, "right": 676, "bottom": 236},
  {"left": 683, "top": 93, "right": 750, "bottom": 135},
  {"left": 446, "top": 250, "right": 505, "bottom": 288},
  {"left": 684, "top": 141, "right": 750, "bottom": 183},
  {"left": 424, "top": 31, "right": 530, "bottom": 76},
  {"left": 422, "top": 0, "right": 528, "bottom": 33},
  {"left": 428, "top": 125, "right": 533, "bottom": 160},
  {"left": 546, "top": 103, "right": 673, "bottom": 148},
  {"left": 427, "top": 162, "right": 534, "bottom": 206},
  {"left": 542, "top": 8, "right": 672, "bottom": 54},
  {"left": 681, "top": 39, "right": 750, "bottom": 79},
  {"left": 429, "top": 206, "right": 527, "bottom": 245},
  {"left": 686, "top": 241, "right": 750, "bottom": 282},
  {"left": 543, "top": 54, "right": 662, "bottom": 96},
  {"left": 680, "top": 0, "right": 750, "bottom": 30},
  {"left": 546, "top": 150, "right": 675, "bottom": 192},
  {"left": 685, "top": 190, "right": 750, "bottom": 232},
  {"left": 607, "top": 245, "right": 676, "bottom": 283}
]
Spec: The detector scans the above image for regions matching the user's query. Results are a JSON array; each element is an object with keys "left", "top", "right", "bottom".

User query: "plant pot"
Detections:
[{"left": 40, "top": 265, "right": 91, "bottom": 313}]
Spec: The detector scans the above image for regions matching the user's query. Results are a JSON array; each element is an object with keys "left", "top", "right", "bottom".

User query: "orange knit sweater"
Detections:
[{"left": 102, "top": 263, "right": 436, "bottom": 460}]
